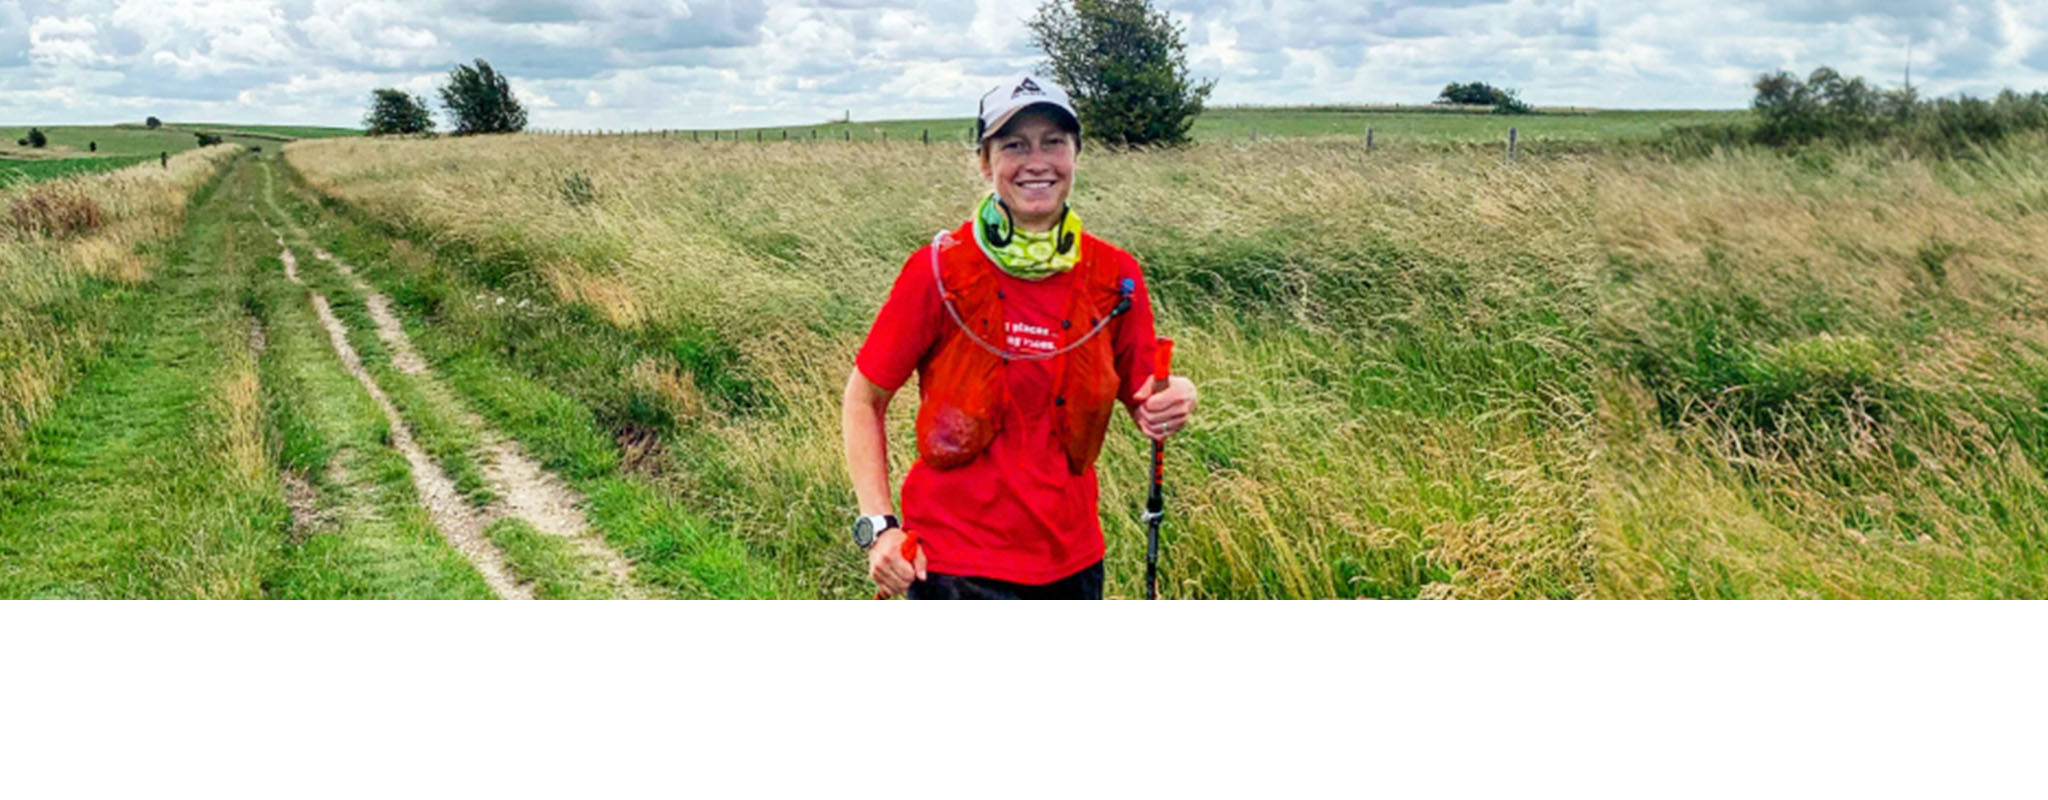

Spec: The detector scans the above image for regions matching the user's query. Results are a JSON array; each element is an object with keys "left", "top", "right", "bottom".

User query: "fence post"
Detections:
[
  {"left": 756, "top": 129, "right": 762, "bottom": 143},
  {"left": 1251, "top": 127, "right": 1257, "bottom": 142},
  {"left": 1366, "top": 126, "right": 1375, "bottom": 151},
  {"left": 782, "top": 129, "right": 788, "bottom": 141},
  {"left": 1508, "top": 127, "right": 1518, "bottom": 163},
  {"left": 881, "top": 131, "right": 887, "bottom": 142},
  {"left": 845, "top": 129, "right": 850, "bottom": 141},
  {"left": 693, "top": 130, "right": 699, "bottom": 142},
  {"left": 922, "top": 128, "right": 929, "bottom": 145}
]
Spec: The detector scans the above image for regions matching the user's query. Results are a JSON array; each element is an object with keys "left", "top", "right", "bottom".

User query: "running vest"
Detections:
[{"left": 915, "top": 221, "right": 1127, "bottom": 475}]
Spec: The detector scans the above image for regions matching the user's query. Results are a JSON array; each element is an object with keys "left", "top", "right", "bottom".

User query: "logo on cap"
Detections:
[{"left": 1012, "top": 77, "right": 1044, "bottom": 98}]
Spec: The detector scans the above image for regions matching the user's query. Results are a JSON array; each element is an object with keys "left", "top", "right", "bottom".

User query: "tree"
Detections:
[
  {"left": 26, "top": 128, "right": 47, "bottom": 148},
  {"left": 364, "top": 88, "right": 435, "bottom": 136},
  {"left": 1437, "top": 81, "right": 1530, "bottom": 113},
  {"left": 1027, "top": 0, "right": 1215, "bottom": 147},
  {"left": 439, "top": 59, "right": 527, "bottom": 136},
  {"left": 1751, "top": 66, "right": 1885, "bottom": 145},
  {"left": 145, "top": 116, "right": 162, "bottom": 130}
]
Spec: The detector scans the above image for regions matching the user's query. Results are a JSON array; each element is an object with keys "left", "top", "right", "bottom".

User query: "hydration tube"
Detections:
[{"left": 929, "top": 230, "right": 1131, "bottom": 362}]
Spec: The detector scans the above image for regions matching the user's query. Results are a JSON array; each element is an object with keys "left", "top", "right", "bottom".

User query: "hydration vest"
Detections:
[{"left": 915, "top": 221, "right": 1128, "bottom": 475}]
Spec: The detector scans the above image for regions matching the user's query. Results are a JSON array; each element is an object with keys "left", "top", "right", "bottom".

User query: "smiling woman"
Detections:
[{"left": 841, "top": 74, "right": 1198, "bottom": 600}]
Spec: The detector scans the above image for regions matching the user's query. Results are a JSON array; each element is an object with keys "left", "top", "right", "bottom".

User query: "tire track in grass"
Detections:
[
  {"left": 259, "top": 165, "right": 641, "bottom": 598},
  {"left": 324, "top": 243, "right": 646, "bottom": 599},
  {"left": 278, "top": 240, "right": 530, "bottom": 599}
]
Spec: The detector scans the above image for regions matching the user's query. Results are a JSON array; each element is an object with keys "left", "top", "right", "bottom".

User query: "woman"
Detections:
[{"left": 841, "top": 74, "right": 1198, "bottom": 600}]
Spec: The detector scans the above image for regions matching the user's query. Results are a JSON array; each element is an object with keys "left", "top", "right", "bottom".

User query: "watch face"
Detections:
[{"left": 853, "top": 516, "right": 877, "bottom": 548}]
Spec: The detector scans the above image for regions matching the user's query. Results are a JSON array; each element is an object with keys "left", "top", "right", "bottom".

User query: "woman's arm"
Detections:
[
  {"left": 842, "top": 368, "right": 897, "bottom": 517},
  {"left": 842, "top": 367, "right": 924, "bottom": 596}
]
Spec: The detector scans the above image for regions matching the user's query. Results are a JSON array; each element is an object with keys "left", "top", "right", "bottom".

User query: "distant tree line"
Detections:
[
  {"left": 364, "top": 58, "right": 527, "bottom": 137},
  {"left": 1664, "top": 66, "right": 2048, "bottom": 156}
]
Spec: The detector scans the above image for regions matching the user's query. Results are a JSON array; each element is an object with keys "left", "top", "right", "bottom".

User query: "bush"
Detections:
[
  {"left": 365, "top": 88, "right": 435, "bottom": 136},
  {"left": 145, "top": 116, "right": 161, "bottom": 130},
  {"left": 195, "top": 132, "right": 223, "bottom": 147},
  {"left": 26, "top": 128, "right": 47, "bottom": 148},
  {"left": 1027, "top": 0, "right": 1216, "bottom": 147},
  {"left": 439, "top": 59, "right": 527, "bottom": 136},
  {"left": 1437, "top": 82, "right": 1531, "bottom": 114},
  {"left": 7, "top": 185, "right": 105, "bottom": 239}
]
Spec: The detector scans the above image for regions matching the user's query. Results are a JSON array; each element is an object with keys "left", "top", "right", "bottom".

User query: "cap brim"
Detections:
[{"left": 980, "top": 101, "right": 1081, "bottom": 141}]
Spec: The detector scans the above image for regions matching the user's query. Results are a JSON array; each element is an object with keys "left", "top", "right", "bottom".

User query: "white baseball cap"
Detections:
[{"left": 977, "top": 74, "right": 1082, "bottom": 144}]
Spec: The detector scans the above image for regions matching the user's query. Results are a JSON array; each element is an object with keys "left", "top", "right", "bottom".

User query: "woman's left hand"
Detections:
[{"left": 1131, "top": 375, "right": 1197, "bottom": 440}]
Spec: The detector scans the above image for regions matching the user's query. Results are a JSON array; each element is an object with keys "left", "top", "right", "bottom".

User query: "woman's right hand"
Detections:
[{"left": 869, "top": 528, "right": 927, "bottom": 598}]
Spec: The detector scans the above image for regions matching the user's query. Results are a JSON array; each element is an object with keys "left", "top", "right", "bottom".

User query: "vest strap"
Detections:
[{"left": 930, "top": 229, "right": 1133, "bottom": 362}]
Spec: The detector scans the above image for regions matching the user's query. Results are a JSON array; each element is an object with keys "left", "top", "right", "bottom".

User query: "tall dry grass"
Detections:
[
  {"left": 0, "top": 145, "right": 243, "bottom": 459},
  {"left": 286, "top": 133, "right": 2048, "bottom": 597}
]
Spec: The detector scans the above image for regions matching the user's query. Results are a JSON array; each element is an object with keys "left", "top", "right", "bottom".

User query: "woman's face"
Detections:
[{"left": 979, "top": 110, "right": 1078, "bottom": 231}]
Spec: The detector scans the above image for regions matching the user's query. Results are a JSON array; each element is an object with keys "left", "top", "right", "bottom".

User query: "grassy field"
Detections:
[
  {"left": 0, "top": 155, "right": 157, "bottom": 189},
  {"left": 539, "top": 106, "right": 1746, "bottom": 146},
  {"left": 178, "top": 123, "right": 363, "bottom": 140},
  {"left": 279, "top": 130, "right": 2048, "bottom": 598},
  {"left": 6, "top": 106, "right": 2043, "bottom": 598},
  {"left": 1, "top": 123, "right": 358, "bottom": 160}
]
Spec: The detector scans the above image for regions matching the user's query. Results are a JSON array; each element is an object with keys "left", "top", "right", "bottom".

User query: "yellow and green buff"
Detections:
[{"left": 974, "top": 193, "right": 1083, "bottom": 280}]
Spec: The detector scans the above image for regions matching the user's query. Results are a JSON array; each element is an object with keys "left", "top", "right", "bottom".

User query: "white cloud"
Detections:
[{"left": 2, "top": 0, "right": 2045, "bottom": 128}]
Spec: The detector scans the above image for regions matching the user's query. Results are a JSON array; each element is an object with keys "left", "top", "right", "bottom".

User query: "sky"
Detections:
[{"left": 5, "top": 0, "right": 2048, "bottom": 130}]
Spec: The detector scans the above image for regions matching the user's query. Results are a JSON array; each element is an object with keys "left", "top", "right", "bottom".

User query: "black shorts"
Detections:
[{"left": 907, "top": 561, "right": 1105, "bottom": 600}]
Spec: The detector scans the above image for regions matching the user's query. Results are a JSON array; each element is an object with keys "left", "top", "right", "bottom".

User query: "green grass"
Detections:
[
  {"left": 486, "top": 519, "right": 615, "bottom": 599},
  {"left": 179, "top": 123, "right": 363, "bottom": 140},
  {"left": 577, "top": 106, "right": 1745, "bottom": 146},
  {"left": 1, "top": 123, "right": 355, "bottom": 160},
  {"left": 0, "top": 156, "right": 280, "bottom": 598},
  {"left": 0, "top": 155, "right": 155, "bottom": 188}
]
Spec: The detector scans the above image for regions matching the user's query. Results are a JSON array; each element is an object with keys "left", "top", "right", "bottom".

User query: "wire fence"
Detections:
[{"left": 515, "top": 124, "right": 1528, "bottom": 160}]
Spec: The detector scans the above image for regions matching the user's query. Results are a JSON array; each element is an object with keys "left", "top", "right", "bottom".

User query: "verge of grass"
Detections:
[
  {"left": 1, "top": 145, "right": 243, "bottom": 460},
  {"left": 0, "top": 155, "right": 280, "bottom": 598}
]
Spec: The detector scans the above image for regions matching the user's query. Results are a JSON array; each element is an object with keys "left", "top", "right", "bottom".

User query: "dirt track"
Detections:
[{"left": 258, "top": 164, "right": 641, "bottom": 599}]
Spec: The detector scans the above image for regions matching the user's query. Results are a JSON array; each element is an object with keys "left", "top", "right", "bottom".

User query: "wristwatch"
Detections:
[{"left": 852, "top": 514, "right": 899, "bottom": 550}]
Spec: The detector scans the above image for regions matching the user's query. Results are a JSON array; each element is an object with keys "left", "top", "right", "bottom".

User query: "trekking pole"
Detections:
[
  {"left": 875, "top": 529, "right": 920, "bottom": 600},
  {"left": 1144, "top": 338, "right": 1175, "bottom": 600}
]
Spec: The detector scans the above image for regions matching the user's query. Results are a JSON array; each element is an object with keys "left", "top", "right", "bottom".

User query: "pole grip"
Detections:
[
  {"left": 874, "top": 530, "right": 920, "bottom": 600},
  {"left": 1152, "top": 338, "right": 1174, "bottom": 389}
]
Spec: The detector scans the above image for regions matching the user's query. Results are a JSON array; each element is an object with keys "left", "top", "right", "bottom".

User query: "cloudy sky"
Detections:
[{"left": 6, "top": 0, "right": 2047, "bottom": 130}]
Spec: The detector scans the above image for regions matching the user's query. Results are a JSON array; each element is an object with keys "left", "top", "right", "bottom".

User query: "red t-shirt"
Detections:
[{"left": 856, "top": 232, "right": 1158, "bottom": 585}]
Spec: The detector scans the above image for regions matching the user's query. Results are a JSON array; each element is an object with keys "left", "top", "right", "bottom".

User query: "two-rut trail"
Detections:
[{"left": 256, "top": 175, "right": 641, "bottom": 600}]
